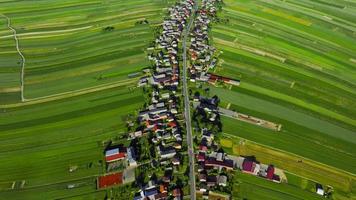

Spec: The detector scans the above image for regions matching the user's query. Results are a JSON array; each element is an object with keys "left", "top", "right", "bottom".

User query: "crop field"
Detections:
[
  {"left": 0, "top": 0, "right": 172, "bottom": 103},
  {"left": 212, "top": 0, "right": 356, "bottom": 130},
  {"left": 0, "top": 85, "right": 143, "bottom": 199},
  {"left": 219, "top": 132, "right": 356, "bottom": 199},
  {"left": 208, "top": 0, "right": 356, "bottom": 199},
  {"left": 0, "top": 0, "right": 173, "bottom": 198},
  {"left": 233, "top": 172, "right": 325, "bottom": 200}
]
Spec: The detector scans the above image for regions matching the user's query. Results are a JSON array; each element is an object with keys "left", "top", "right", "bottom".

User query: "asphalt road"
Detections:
[{"left": 182, "top": 1, "right": 198, "bottom": 200}]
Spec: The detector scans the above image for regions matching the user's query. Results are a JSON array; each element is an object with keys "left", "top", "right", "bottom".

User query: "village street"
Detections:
[{"left": 182, "top": 0, "right": 198, "bottom": 199}]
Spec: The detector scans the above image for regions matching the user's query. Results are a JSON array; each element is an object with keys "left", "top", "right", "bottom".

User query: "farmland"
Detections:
[
  {"left": 0, "top": 0, "right": 173, "bottom": 103},
  {"left": 0, "top": 0, "right": 355, "bottom": 199},
  {"left": 0, "top": 0, "right": 173, "bottom": 199},
  {"left": 219, "top": 132, "right": 356, "bottom": 199},
  {"left": 207, "top": 0, "right": 356, "bottom": 199},
  {"left": 0, "top": 85, "right": 143, "bottom": 199}
]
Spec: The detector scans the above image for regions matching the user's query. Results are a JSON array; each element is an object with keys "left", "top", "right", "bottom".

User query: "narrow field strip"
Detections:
[
  {"left": 0, "top": 25, "right": 92, "bottom": 39},
  {"left": 0, "top": 78, "right": 137, "bottom": 108}
]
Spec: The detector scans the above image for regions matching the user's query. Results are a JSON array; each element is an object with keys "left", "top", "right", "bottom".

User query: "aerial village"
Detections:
[
  {"left": 187, "top": 0, "right": 284, "bottom": 198},
  {"left": 98, "top": 0, "right": 194, "bottom": 199},
  {"left": 94, "top": 0, "right": 322, "bottom": 199}
]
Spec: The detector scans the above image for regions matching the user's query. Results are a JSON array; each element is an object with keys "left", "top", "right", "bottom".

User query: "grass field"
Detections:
[
  {"left": 0, "top": 85, "right": 143, "bottom": 199},
  {"left": 208, "top": 0, "right": 356, "bottom": 199},
  {"left": 0, "top": 0, "right": 172, "bottom": 103},
  {"left": 211, "top": 0, "right": 356, "bottom": 129},
  {"left": 233, "top": 172, "right": 325, "bottom": 200},
  {"left": 0, "top": 0, "right": 172, "bottom": 198},
  {"left": 220, "top": 133, "right": 356, "bottom": 199}
]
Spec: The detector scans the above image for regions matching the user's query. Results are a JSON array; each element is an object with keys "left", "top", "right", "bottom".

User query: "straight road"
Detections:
[{"left": 182, "top": 1, "right": 198, "bottom": 200}]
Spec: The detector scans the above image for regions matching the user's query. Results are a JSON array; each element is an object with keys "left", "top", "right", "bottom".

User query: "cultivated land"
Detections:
[
  {"left": 0, "top": 0, "right": 173, "bottom": 102},
  {"left": 0, "top": 0, "right": 355, "bottom": 199},
  {"left": 207, "top": 0, "right": 356, "bottom": 199},
  {"left": 0, "top": 85, "right": 143, "bottom": 199},
  {"left": 0, "top": 0, "right": 173, "bottom": 199}
]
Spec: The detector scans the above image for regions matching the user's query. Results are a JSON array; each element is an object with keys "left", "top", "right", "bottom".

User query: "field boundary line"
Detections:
[
  {"left": 0, "top": 175, "right": 96, "bottom": 192},
  {"left": 0, "top": 25, "right": 93, "bottom": 39},
  {"left": 0, "top": 13, "right": 26, "bottom": 102},
  {"left": 0, "top": 78, "right": 138, "bottom": 108},
  {"left": 221, "top": 132, "right": 356, "bottom": 178}
]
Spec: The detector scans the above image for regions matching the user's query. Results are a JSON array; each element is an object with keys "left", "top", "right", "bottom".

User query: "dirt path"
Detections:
[
  {"left": 1, "top": 14, "right": 26, "bottom": 102},
  {"left": 0, "top": 25, "right": 92, "bottom": 39}
]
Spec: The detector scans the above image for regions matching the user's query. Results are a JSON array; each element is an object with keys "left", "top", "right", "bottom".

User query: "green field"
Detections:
[
  {"left": 0, "top": 85, "right": 143, "bottom": 199},
  {"left": 208, "top": 0, "right": 356, "bottom": 199},
  {"left": 1, "top": 0, "right": 355, "bottom": 199},
  {"left": 219, "top": 132, "right": 356, "bottom": 199},
  {"left": 0, "top": 0, "right": 174, "bottom": 198},
  {"left": 0, "top": 0, "right": 172, "bottom": 102},
  {"left": 233, "top": 172, "right": 325, "bottom": 200}
]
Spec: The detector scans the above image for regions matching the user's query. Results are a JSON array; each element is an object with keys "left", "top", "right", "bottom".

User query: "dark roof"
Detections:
[
  {"left": 242, "top": 160, "right": 254, "bottom": 172},
  {"left": 205, "top": 157, "right": 234, "bottom": 169},
  {"left": 144, "top": 188, "right": 158, "bottom": 197},
  {"left": 207, "top": 175, "right": 217, "bottom": 183}
]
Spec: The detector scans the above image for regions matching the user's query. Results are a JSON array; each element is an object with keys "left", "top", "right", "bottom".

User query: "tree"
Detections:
[{"left": 103, "top": 26, "right": 115, "bottom": 32}]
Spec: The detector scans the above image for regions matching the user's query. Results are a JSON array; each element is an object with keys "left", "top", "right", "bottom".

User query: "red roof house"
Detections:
[
  {"left": 267, "top": 165, "right": 275, "bottom": 180},
  {"left": 242, "top": 160, "right": 255, "bottom": 173},
  {"left": 105, "top": 147, "right": 127, "bottom": 162}
]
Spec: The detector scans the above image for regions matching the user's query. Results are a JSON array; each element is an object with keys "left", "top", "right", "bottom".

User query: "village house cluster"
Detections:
[
  {"left": 97, "top": 1, "right": 196, "bottom": 199},
  {"left": 187, "top": 0, "right": 240, "bottom": 87},
  {"left": 188, "top": 0, "right": 218, "bottom": 83},
  {"left": 132, "top": 0, "right": 195, "bottom": 200}
]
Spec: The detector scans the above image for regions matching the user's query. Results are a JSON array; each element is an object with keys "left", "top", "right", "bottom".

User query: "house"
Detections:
[
  {"left": 207, "top": 175, "right": 217, "bottom": 187},
  {"left": 199, "top": 173, "right": 207, "bottom": 182},
  {"left": 242, "top": 159, "right": 260, "bottom": 175},
  {"left": 200, "top": 102, "right": 217, "bottom": 112},
  {"left": 173, "top": 142, "right": 182, "bottom": 149},
  {"left": 316, "top": 184, "right": 324, "bottom": 196},
  {"left": 129, "top": 131, "right": 143, "bottom": 139},
  {"left": 144, "top": 188, "right": 158, "bottom": 198},
  {"left": 204, "top": 157, "right": 234, "bottom": 171},
  {"left": 157, "top": 145, "right": 176, "bottom": 159},
  {"left": 154, "top": 192, "right": 168, "bottom": 200},
  {"left": 197, "top": 152, "right": 206, "bottom": 162},
  {"left": 127, "top": 147, "right": 137, "bottom": 167},
  {"left": 173, "top": 188, "right": 182, "bottom": 200},
  {"left": 242, "top": 160, "right": 255, "bottom": 174},
  {"left": 162, "top": 169, "right": 173, "bottom": 183},
  {"left": 199, "top": 183, "right": 207, "bottom": 192},
  {"left": 266, "top": 165, "right": 274, "bottom": 180},
  {"left": 217, "top": 175, "right": 227, "bottom": 187},
  {"left": 201, "top": 128, "right": 214, "bottom": 143},
  {"left": 172, "top": 157, "right": 180, "bottom": 165},
  {"left": 199, "top": 143, "right": 208, "bottom": 152},
  {"left": 216, "top": 152, "right": 224, "bottom": 162},
  {"left": 105, "top": 147, "right": 127, "bottom": 163},
  {"left": 198, "top": 163, "right": 204, "bottom": 172},
  {"left": 159, "top": 184, "right": 168, "bottom": 193}
]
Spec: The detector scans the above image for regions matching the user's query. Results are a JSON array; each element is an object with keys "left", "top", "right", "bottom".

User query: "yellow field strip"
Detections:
[{"left": 221, "top": 133, "right": 356, "bottom": 192}]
